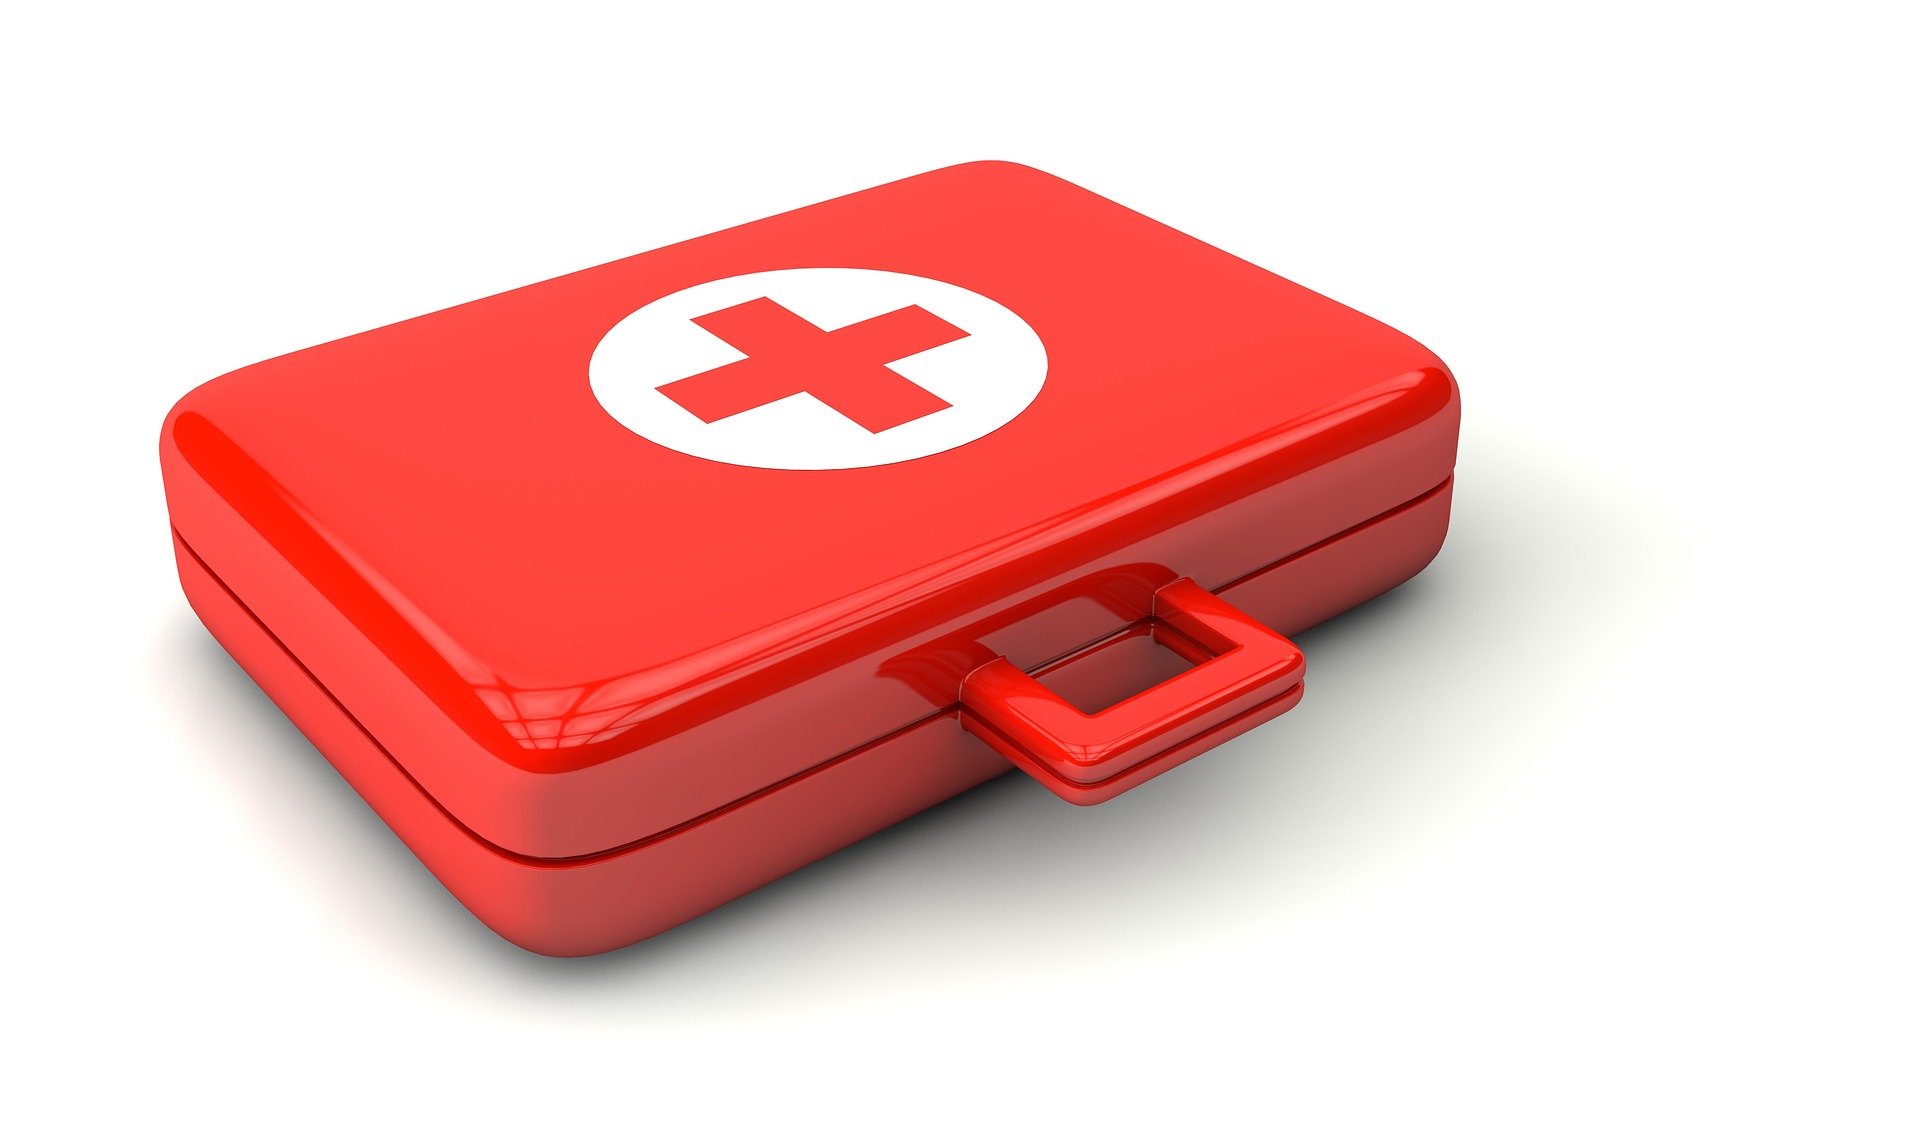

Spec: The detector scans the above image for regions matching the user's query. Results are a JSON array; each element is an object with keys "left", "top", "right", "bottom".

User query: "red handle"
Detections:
[{"left": 959, "top": 578, "right": 1305, "bottom": 804}]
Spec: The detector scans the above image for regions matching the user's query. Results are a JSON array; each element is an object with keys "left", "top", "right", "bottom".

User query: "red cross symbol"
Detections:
[{"left": 657, "top": 297, "right": 968, "bottom": 433}]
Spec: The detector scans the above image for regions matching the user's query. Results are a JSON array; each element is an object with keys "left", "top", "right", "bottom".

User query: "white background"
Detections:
[{"left": 3, "top": 2, "right": 1914, "bottom": 1122}]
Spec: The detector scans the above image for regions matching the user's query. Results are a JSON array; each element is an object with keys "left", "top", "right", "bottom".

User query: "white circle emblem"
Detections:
[{"left": 590, "top": 268, "right": 1047, "bottom": 469}]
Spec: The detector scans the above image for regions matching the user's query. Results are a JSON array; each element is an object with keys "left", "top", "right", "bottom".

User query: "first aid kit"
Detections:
[{"left": 160, "top": 161, "right": 1460, "bottom": 955}]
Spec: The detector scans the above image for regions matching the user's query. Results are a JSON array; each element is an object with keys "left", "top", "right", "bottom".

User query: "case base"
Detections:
[{"left": 175, "top": 479, "right": 1451, "bottom": 956}]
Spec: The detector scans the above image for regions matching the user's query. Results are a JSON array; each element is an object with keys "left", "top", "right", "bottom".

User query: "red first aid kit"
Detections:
[{"left": 160, "top": 162, "right": 1459, "bottom": 955}]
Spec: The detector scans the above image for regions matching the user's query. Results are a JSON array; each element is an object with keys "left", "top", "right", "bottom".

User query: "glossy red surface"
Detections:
[{"left": 161, "top": 161, "right": 1459, "bottom": 868}]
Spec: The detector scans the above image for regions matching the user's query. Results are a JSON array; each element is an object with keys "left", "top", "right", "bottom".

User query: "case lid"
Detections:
[{"left": 162, "top": 161, "right": 1457, "bottom": 858}]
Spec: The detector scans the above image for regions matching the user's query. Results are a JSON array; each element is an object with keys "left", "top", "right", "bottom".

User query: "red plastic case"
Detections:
[{"left": 161, "top": 162, "right": 1459, "bottom": 955}]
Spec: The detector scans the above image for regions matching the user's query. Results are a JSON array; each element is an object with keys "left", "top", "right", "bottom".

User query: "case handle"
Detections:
[{"left": 959, "top": 578, "right": 1305, "bottom": 804}]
